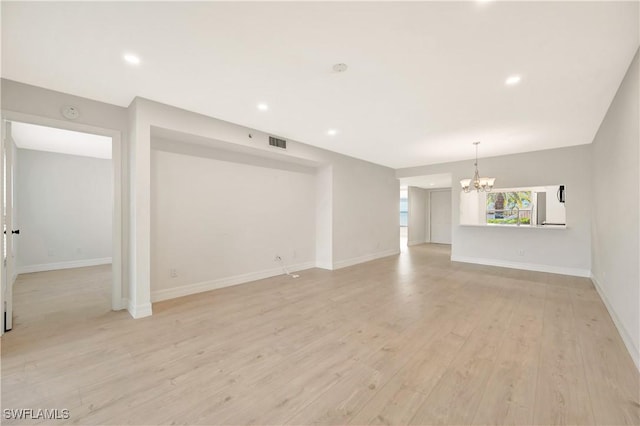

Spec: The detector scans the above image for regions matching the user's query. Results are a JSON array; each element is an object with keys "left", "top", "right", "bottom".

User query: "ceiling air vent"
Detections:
[{"left": 269, "top": 136, "right": 287, "bottom": 150}]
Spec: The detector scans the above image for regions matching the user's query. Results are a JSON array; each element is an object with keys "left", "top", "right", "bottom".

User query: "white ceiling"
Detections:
[
  {"left": 11, "top": 122, "right": 112, "bottom": 159},
  {"left": 2, "top": 2, "right": 638, "bottom": 168},
  {"left": 400, "top": 174, "right": 452, "bottom": 190}
]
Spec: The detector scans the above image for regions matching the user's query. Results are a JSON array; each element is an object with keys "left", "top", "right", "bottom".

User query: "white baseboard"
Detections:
[
  {"left": 407, "top": 240, "right": 427, "bottom": 247},
  {"left": 115, "top": 298, "right": 128, "bottom": 311},
  {"left": 127, "top": 300, "right": 152, "bottom": 319},
  {"left": 151, "top": 261, "right": 316, "bottom": 303},
  {"left": 332, "top": 248, "right": 400, "bottom": 270},
  {"left": 315, "top": 261, "right": 333, "bottom": 270},
  {"left": 590, "top": 273, "right": 639, "bottom": 372},
  {"left": 450, "top": 255, "right": 590, "bottom": 278},
  {"left": 17, "top": 257, "right": 112, "bottom": 274}
]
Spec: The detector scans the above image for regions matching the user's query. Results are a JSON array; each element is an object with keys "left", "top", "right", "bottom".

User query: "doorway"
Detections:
[
  {"left": 1, "top": 115, "right": 123, "bottom": 334},
  {"left": 399, "top": 174, "right": 452, "bottom": 248}
]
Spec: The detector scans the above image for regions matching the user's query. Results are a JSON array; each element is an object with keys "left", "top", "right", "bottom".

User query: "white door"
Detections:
[
  {"left": 2, "top": 121, "right": 17, "bottom": 331},
  {"left": 430, "top": 190, "right": 452, "bottom": 244}
]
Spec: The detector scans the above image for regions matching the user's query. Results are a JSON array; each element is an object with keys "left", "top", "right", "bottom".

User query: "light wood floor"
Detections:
[{"left": 2, "top": 245, "right": 639, "bottom": 425}]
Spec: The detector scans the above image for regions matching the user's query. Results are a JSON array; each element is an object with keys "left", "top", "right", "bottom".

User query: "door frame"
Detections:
[
  {"left": 1, "top": 110, "right": 124, "bottom": 323},
  {"left": 2, "top": 120, "right": 17, "bottom": 333}
]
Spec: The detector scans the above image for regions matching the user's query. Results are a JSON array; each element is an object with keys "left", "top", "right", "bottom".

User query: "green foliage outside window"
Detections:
[
  {"left": 487, "top": 217, "right": 531, "bottom": 224},
  {"left": 486, "top": 191, "right": 532, "bottom": 210},
  {"left": 486, "top": 191, "right": 532, "bottom": 225}
]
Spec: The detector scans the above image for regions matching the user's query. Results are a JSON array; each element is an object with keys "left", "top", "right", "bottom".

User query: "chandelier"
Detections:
[{"left": 460, "top": 141, "right": 495, "bottom": 193}]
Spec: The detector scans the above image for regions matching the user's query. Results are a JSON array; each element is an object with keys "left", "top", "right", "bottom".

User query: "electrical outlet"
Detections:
[
  {"left": 76, "top": 248, "right": 82, "bottom": 254},
  {"left": 274, "top": 255, "right": 282, "bottom": 262},
  {"left": 48, "top": 249, "right": 55, "bottom": 257},
  {"left": 170, "top": 268, "right": 178, "bottom": 278},
  {"left": 517, "top": 249, "right": 525, "bottom": 256},
  {"left": 292, "top": 250, "right": 297, "bottom": 259}
]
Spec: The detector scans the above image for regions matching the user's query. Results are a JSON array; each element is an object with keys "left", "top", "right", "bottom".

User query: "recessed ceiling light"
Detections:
[
  {"left": 123, "top": 53, "right": 141, "bottom": 65},
  {"left": 327, "top": 129, "right": 338, "bottom": 136},
  {"left": 257, "top": 103, "right": 269, "bottom": 111},
  {"left": 430, "top": 183, "right": 435, "bottom": 186},
  {"left": 505, "top": 75, "right": 522, "bottom": 86}
]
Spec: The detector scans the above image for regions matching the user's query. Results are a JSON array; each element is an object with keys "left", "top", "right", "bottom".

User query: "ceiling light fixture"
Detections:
[
  {"left": 460, "top": 142, "right": 495, "bottom": 193},
  {"left": 257, "top": 103, "right": 269, "bottom": 111},
  {"left": 327, "top": 129, "right": 338, "bottom": 136},
  {"left": 505, "top": 75, "right": 521, "bottom": 85},
  {"left": 61, "top": 105, "right": 80, "bottom": 120},
  {"left": 123, "top": 53, "right": 141, "bottom": 65}
]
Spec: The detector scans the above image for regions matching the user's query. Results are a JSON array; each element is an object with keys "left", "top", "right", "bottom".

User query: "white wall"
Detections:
[
  {"left": 429, "top": 190, "right": 452, "bottom": 244},
  {"left": 328, "top": 155, "right": 399, "bottom": 268},
  {"left": 16, "top": 149, "right": 112, "bottom": 272},
  {"left": 2, "top": 78, "right": 129, "bottom": 305},
  {"left": 315, "top": 165, "right": 333, "bottom": 269},
  {"left": 459, "top": 190, "right": 485, "bottom": 226},
  {"left": 591, "top": 49, "right": 639, "bottom": 369},
  {"left": 127, "top": 98, "right": 399, "bottom": 313},
  {"left": 150, "top": 139, "right": 316, "bottom": 301},
  {"left": 407, "top": 186, "right": 427, "bottom": 245},
  {"left": 397, "top": 144, "right": 592, "bottom": 277},
  {"left": 2, "top": 81, "right": 399, "bottom": 317}
]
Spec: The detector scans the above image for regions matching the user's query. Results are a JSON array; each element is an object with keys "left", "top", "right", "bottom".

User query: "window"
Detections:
[
  {"left": 400, "top": 189, "right": 408, "bottom": 227},
  {"left": 460, "top": 185, "right": 566, "bottom": 228},
  {"left": 486, "top": 191, "right": 532, "bottom": 225}
]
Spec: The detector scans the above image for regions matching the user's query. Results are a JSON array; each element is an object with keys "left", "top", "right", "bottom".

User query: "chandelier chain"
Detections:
[{"left": 460, "top": 141, "right": 495, "bottom": 193}]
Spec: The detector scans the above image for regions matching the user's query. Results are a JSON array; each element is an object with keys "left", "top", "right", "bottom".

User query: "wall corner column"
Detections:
[{"left": 127, "top": 98, "right": 152, "bottom": 318}]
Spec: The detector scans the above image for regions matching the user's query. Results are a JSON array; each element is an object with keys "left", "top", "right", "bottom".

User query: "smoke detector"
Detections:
[
  {"left": 333, "top": 63, "right": 348, "bottom": 73},
  {"left": 61, "top": 105, "right": 80, "bottom": 120}
]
